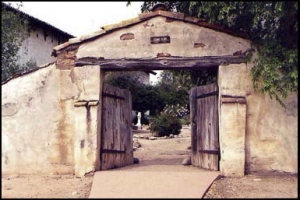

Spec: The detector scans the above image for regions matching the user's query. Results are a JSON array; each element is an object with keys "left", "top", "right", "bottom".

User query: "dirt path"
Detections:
[
  {"left": 204, "top": 173, "right": 298, "bottom": 198},
  {"left": 1, "top": 128, "right": 298, "bottom": 198},
  {"left": 1, "top": 174, "right": 93, "bottom": 198}
]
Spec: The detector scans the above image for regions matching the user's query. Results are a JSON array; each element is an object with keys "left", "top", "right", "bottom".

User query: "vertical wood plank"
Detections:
[
  {"left": 102, "top": 84, "right": 114, "bottom": 169},
  {"left": 190, "top": 88, "right": 197, "bottom": 166},
  {"left": 114, "top": 85, "right": 120, "bottom": 168},
  {"left": 126, "top": 89, "right": 133, "bottom": 165},
  {"left": 101, "top": 84, "right": 107, "bottom": 170},
  {"left": 101, "top": 84, "right": 107, "bottom": 169}
]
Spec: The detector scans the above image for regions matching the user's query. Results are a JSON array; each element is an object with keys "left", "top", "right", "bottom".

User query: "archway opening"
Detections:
[{"left": 100, "top": 65, "right": 219, "bottom": 171}]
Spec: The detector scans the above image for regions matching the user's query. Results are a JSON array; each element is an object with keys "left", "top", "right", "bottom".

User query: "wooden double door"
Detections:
[{"left": 100, "top": 83, "right": 219, "bottom": 171}]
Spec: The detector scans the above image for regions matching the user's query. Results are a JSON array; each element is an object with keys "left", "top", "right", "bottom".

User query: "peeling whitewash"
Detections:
[
  {"left": 2, "top": 64, "right": 102, "bottom": 176},
  {"left": 1, "top": 64, "right": 74, "bottom": 174},
  {"left": 1, "top": 14, "right": 298, "bottom": 177}
]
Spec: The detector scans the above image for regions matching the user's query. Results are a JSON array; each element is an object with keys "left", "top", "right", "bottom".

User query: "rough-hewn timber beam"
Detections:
[{"left": 75, "top": 56, "right": 246, "bottom": 70}]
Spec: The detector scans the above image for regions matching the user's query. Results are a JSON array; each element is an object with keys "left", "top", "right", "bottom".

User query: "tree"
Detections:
[
  {"left": 137, "top": 1, "right": 298, "bottom": 108},
  {"left": 105, "top": 71, "right": 194, "bottom": 118},
  {"left": 1, "top": 2, "right": 31, "bottom": 82},
  {"left": 159, "top": 69, "right": 217, "bottom": 90},
  {"left": 156, "top": 69, "right": 217, "bottom": 108},
  {"left": 104, "top": 71, "right": 165, "bottom": 114}
]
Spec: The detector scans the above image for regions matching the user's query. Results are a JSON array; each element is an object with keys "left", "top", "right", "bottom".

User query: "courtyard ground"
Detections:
[{"left": 1, "top": 128, "right": 298, "bottom": 198}]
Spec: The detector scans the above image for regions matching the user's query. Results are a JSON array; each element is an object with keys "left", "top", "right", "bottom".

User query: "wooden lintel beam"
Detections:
[{"left": 74, "top": 56, "right": 246, "bottom": 70}]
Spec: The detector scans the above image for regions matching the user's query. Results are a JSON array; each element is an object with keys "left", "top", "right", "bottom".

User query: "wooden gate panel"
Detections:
[
  {"left": 101, "top": 84, "right": 113, "bottom": 170},
  {"left": 100, "top": 84, "right": 133, "bottom": 170},
  {"left": 190, "top": 83, "right": 219, "bottom": 170}
]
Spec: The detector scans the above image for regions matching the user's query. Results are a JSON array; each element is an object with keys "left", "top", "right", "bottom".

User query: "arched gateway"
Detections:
[
  {"left": 52, "top": 9, "right": 251, "bottom": 177},
  {"left": 2, "top": 8, "right": 297, "bottom": 178}
]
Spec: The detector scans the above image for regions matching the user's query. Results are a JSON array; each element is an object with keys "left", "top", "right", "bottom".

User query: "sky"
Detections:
[
  {"left": 4, "top": 1, "right": 144, "bottom": 37},
  {"left": 3, "top": 1, "right": 161, "bottom": 83}
]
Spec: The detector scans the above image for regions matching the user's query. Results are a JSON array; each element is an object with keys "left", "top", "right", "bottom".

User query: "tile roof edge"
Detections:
[
  {"left": 53, "top": 29, "right": 107, "bottom": 52},
  {"left": 53, "top": 17, "right": 145, "bottom": 53},
  {"left": 101, "top": 17, "right": 142, "bottom": 31}
]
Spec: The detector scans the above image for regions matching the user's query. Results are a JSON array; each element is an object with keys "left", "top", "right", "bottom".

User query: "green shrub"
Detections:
[
  {"left": 180, "top": 117, "right": 190, "bottom": 126},
  {"left": 149, "top": 114, "right": 182, "bottom": 137}
]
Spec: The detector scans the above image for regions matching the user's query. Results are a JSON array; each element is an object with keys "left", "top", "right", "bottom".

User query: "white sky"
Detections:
[
  {"left": 4, "top": 1, "right": 144, "bottom": 37},
  {"left": 3, "top": 1, "right": 161, "bottom": 83}
]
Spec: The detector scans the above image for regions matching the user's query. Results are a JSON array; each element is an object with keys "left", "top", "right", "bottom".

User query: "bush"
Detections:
[
  {"left": 149, "top": 114, "right": 182, "bottom": 137},
  {"left": 180, "top": 117, "right": 190, "bottom": 126}
]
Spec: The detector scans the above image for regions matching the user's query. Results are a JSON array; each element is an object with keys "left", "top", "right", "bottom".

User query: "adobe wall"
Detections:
[
  {"left": 53, "top": 65, "right": 103, "bottom": 177},
  {"left": 1, "top": 63, "right": 103, "bottom": 177},
  {"left": 2, "top": 64, "right": 74, "bottom": 175},
  {"left": 218, "top": 63, "right": 298, "bottom": 177}
]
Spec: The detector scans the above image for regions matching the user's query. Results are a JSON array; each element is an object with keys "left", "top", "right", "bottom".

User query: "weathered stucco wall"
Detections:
[
  {"left": 2, "top": 64, "right": 102, "bottom": 177},
  {"left": 218, "top": 63, "right": 298, "bottom": 176},
  {"left": 2, "top": 64, "right": 74, "bottom": 175},
  {"left": 72, "top": 66, "right": 102, "bottom": 177},
  {"left": 54, "top": 65, "right": 102, "bottom": 177},
  {"left": 246, "top": 88, "right": 298, "bottom": 174},
  {"left": 76, "top": 16, "right": 251, "bottom": 59},
  {"left": 219, "top": 99, "right": 247, "bottom": 177}
]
